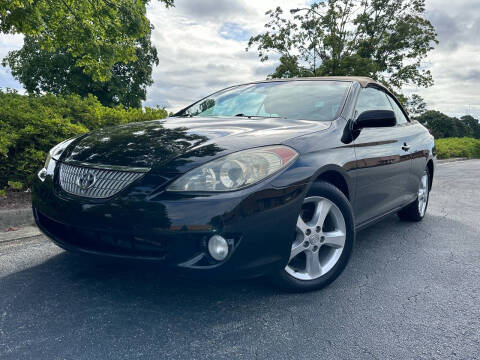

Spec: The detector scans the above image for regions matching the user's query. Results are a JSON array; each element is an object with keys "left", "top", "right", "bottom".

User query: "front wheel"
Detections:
[{"left": 273, "top": 182, "right": 355, "bottom": 292}]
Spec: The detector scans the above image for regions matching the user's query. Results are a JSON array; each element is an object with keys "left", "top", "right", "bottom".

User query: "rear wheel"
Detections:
[
  {"left": 398, "top": 169, "right": 430, "bottom": 222},
  {"left": 273, "top": 182, "right": 355, "bottom": 292}
]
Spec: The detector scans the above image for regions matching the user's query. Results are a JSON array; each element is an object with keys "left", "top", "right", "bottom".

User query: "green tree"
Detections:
[
  {"left": 404, "top": 94, "right": 427, "bottom": 118},
  {"left": 417, "top": 111, "right": 459, "bottom": 139},
  {"left": 454, "top": 117, "right": 468, "bottom": 138},
  {"left": 417, "top": 111, "right": 480, "bottom": 139},
  {"left": 3, "top": 34, "right": 158, "bottom": 108},
  {"left": 247, "top": 0, "right": 438, "bottom": 91},
  {"left": 0, "top": 0, "right": 173, "bottom": 82},
  {"left": 460, "top": 115, "right": 480, "bottom": 139}
]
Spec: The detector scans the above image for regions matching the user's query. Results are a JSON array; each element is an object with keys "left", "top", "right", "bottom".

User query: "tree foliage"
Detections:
[
  {"left": 248, "top": 0, "right": 438, "bottom": 90},
  {"left": 460, "top": 115, "right": 480, "bottom": 139},
  {"left": 0, "top": 90, "right": 168, "bottom": 188},
  {"left": 404, "top": 94, "right": 427, "bottom": 117},
  {"left": 0, "top": 0, "right": 173, "bottom": 82},
  {"left": 3, "top": 34, "right": 159, "bottom": 108},
  {"left": 416, "top": 110, "right": 480, "bottom": 139}
]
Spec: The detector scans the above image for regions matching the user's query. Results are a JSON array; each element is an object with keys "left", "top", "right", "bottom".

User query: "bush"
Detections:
[
  {"left": 0, "top": 90, "right": 168, "bottom": 189},
  {"left": 435, "top": 138, "right": 480, "bottom": 159}
]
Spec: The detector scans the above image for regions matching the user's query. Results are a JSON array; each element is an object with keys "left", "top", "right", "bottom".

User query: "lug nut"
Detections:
[
  {"left": 306, "top": 229, "right": 311, "bottom": 235},
  {"left": 313, "top": 245, "right": 318, "bottom": 252},
  {"left": 320, "top": 236, "right": 325, "bottom": 243},
  {"left": 316, "top": 226, "right": 321, "bottom": 233},
  {"left": 303, "top": 241, "right": 310, "bottom": 247}
]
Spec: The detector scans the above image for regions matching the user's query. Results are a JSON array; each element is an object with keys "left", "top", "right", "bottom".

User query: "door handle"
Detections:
[{"left": 401, "top": 143, "right": 410, "bottom": 152}]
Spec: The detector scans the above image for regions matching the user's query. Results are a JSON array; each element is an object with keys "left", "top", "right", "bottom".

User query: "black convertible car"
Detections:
[{"left": 33, "top": 77, "right": 435, "bottom": 291}]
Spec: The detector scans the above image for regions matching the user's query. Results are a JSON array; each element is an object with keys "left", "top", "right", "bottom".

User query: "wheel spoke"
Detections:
[
  {"left": 305, "top": 251, "right": 322, "bottom": 277},
  {"left": 418, "top": 191, "right": 424, "bottom": 200},
  {"left": 312, "top": 199, "right": 331, "bottom": 227},
  {"left": 297, "top": 216, "right": 308, "bottom": 234},
  {"left": 289, "top": 241, "right": 306, "bottom": 261},
  {"left": 323, "top": 230, "right": 346, "bottom": 249},
  {"left": 417, "top": 173, "right": 429, "bottom": 215}
]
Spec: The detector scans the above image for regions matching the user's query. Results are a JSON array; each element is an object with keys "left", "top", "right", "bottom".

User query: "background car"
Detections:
[{"left": 33, "top": 76, "right": 435, "bottom": 292}]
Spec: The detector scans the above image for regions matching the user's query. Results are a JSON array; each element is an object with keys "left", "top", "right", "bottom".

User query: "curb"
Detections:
[
  {"left": 0, "top": 207, "right": 34, "bottom": 230},
  {"left": 0, "top": 225, "right": 42, "bottom": 244},
  {"left": 436, "top": 157, "right": 469, "bottom": 164}
]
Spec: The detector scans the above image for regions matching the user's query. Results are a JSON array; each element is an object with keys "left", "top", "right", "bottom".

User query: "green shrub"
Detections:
[
  {"left": 0, "top": 90, "right": 167, "bottom": 189},
  {"left": 7, "top": 181, "right": 23, "bottom": 190},
  {"left": 435, "top": 138, "right": 480, "bottom": 159}
]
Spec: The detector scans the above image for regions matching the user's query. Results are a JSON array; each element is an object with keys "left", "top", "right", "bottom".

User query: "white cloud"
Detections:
[
  {"left": 1, "top": 0, "right": 479, "bottom": 118},
  {"left": 403, "top": 0, "right": 480, "bottom": 118},
  {"left": 0, "top": 33, "right": 24, "bottom": 92},
  {"left": 145, "top": 0, "right": 307, "bottom": 111}
]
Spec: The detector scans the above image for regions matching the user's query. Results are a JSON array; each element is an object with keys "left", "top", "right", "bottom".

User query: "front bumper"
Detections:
[{"left": 32, "top": 167, "right": 307, "bottom": 279}]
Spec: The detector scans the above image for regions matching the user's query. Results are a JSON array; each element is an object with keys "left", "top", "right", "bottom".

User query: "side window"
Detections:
[
  {"left": 355, "top": 87, "right": 393, "bottom": 117},
  {"left": 386, "top": 95, "right": 409, "bottom": 124}
]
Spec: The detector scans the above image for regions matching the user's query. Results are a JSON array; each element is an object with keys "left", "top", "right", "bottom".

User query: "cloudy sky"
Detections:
[{"left": 1, "top": 0, "right": 479, "bottom": 117}]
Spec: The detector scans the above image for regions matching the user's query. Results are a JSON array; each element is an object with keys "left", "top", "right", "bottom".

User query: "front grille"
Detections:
[{"left": 59, "top": 163, "right": 146, "bottom": 199}]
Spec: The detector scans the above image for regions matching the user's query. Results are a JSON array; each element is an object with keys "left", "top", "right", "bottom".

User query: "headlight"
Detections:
[
  {"left": 43, "top": 151, "right": 53, "bottom": 171},
  {"left": 50, "top": 138, "right": 76, "bottom": 161},
  {"left": 167, "top": 145, "right": 298, "bottom": 192},
  {"left": 38, "top": 138, "right": 76, "bottom": 181}
]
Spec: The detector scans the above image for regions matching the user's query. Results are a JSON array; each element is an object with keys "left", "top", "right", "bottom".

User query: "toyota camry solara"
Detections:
[{"left": 33, "top": 77, "right": 435, "bottom": 292}]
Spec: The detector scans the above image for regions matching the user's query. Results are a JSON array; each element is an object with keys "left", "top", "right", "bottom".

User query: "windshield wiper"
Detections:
[{"left": 235, "top": 113, "right": 282, "bottom": 119}]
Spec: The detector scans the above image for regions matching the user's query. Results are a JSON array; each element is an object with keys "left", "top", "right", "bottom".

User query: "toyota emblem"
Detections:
[{"left": 77, "top": 172, "right": 96, "bottom": 190}]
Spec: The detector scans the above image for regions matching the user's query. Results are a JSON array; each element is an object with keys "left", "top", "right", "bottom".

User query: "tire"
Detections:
[
  {"left": 272, "top": 182, "right": 355, "bottom": 292},
  {"left": 397, "top": 168, "right": 430, "bottom": 222}
]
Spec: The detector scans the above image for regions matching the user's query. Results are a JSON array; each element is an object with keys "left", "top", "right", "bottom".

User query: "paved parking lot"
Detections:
[{"left": 1, "top": 160, "right": 479, "bottom": 359}]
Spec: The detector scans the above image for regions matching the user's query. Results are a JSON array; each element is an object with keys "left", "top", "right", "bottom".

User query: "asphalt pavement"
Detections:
[{"left": 1, "top": 160, "right": 479, "bottom": 360}]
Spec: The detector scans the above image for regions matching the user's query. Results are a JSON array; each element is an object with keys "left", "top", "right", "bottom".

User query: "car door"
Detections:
[
  {"left": 352, "top": 86, "right": 412, "bottom": 225},
  {"left": 385, "top": 91, "right": 423, "bottom": 203}
]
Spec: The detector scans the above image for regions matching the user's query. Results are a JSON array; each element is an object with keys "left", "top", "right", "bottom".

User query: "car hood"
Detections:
[{"left": 63, "top": 116, "right": 331, "bottom": 173}]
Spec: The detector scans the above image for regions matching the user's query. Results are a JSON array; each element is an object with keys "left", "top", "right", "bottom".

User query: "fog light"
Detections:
[{"left": 208, "top": 235, "right": 229, "bottom": 261}]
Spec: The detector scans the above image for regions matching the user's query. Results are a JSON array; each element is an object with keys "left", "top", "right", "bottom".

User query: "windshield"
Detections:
[{"left": 175, "top": 80, "right": 351, "bottom": 121}]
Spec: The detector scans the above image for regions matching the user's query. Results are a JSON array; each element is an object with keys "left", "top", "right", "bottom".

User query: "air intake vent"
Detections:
[{"left": 59, "top": 163, "right": 147, "bottom": 199}]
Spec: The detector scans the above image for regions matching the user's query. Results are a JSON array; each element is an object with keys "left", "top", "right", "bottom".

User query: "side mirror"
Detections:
[{"left": 354, "top": 110, "right": 396, "bottom": 130}]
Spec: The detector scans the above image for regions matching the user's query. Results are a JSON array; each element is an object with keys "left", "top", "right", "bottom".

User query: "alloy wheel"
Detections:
[
  {"left": 418, "top": 171, "right": 429, "bottom": 216},
  {"left": 285, "top": 196, "right": 347, "bottom": 280}
]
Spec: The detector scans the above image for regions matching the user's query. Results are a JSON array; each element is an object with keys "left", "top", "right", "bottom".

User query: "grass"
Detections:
[{"left": 435, "top": 137, "right": 480, "bottom": 159}]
